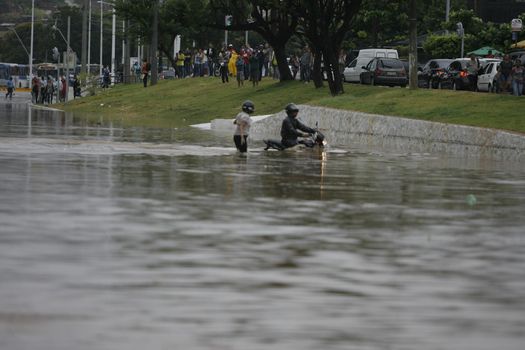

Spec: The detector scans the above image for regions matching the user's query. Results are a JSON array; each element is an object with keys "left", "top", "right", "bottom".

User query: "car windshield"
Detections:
[
  {"left": 435, "top": 60, "right": 452, "bottom": 68},
  {"left": 380, "top": 59, "right": 403, "bottom": 69},
  {"left": 450, "top": 61, "right": 467, "bottom": 70}
]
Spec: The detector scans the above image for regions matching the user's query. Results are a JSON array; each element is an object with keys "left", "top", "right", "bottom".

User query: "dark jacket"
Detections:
[{"left": 280, "top": 115, "right": 316, "bottom": 147}]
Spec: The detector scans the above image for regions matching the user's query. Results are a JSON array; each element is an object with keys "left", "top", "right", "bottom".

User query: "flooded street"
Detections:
[{"left": 1, "top": 103, "right": 525, "bottom": 350}]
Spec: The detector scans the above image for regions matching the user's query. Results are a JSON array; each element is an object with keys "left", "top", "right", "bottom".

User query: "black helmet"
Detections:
[
  {"left": 242, "top": 100, "right": 255, "bottom": 114},
  {"left": 285, "top": 103, "right": 299, "bottom": 115}
]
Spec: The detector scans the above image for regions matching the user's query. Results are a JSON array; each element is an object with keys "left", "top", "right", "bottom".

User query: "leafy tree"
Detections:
[
  {"left": 295, "top": 0, "right": 363, "bottom": 95},
  {"left": 209, "top": 0, "right": 298, "bottom": 80},
  {"left": 114, "top": 0, "right": 212, "bottom": 71},
  {"left": 350, "top": 0, "right": 407, "bottom": 48},
  {"left": 422, "top": 33, "right": 462, "bottom": 59},
  {"left": 347, "top": 0, "right": 468, "bottom": 49}
]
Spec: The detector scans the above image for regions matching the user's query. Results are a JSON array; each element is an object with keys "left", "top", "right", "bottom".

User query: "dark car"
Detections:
[
  {"left": 437, "top": 59, "right": 478, "bottom": 91},
  {"left": 509, "top": 50, "right": 525, "bottom": 65},
  {"left": 359, "top": 58, "right": 407, "bottom": 87},
  {"left": 418, "top": 59, "right": 453, "bottom": 89}
]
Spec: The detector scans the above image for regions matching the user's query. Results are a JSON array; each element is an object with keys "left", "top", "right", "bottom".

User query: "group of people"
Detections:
[
  {"left": 233, "top": 101, "right": 316, "bottom": 154},
  {"left": 169, "top": 44, "right": 280, "bottom": 87},
  {"left": 495, "top": 54, "right": 523, "bottom": 96},
  {"left": 30, "top": 75, "right": 81, "bottom": 104},
  {"left": 134, "top": 42, "right": 322, "bottom": 88},
  {"left": 462, "top": 53, "right": 523, "bottom": 96}
]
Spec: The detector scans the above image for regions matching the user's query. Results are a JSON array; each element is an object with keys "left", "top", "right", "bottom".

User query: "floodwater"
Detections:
[{"left": 1, "top": 103, "right": 525, "bottom": 350}]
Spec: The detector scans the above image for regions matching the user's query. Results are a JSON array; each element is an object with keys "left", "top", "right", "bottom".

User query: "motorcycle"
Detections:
[{"left": 263, "top": 128, "right": 326, "bottom": 151}]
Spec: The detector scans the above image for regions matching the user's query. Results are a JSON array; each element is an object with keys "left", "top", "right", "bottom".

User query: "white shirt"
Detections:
[{"left": 234, "top": 112, "right": 252, "bottom": 136}]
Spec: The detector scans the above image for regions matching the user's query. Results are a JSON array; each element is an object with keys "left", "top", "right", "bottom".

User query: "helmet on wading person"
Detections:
[
  {"left": 242, "top": 100, "right": 255, "bottom": 114},
  {"left": 285, "top": 103, "right": 299, "bottom": 117}
]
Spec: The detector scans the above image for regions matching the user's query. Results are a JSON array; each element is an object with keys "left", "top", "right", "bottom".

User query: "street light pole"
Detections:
[
  {"left": 52, "top": 17, "right": 72, "bottom": 101},
  {"left": 111, "top": 6, "right": 116, "bottom": 84},
  {"left": 29, "top": 0, "right": 34, "bottom": 79},
  {"left": 99, "top": 0, "right": 103, "bottom": 76},
  {"left": 457, "top": 22, "right": 464, "bottom": 58},
  {"left": 88, "top": 0, "right": 92, "bottom": 70},
  {"left": 8, "top": 28, "right": 30, "bottom": 57},
  {"left": 66, "top": 16, "right": 71, "bottom": 101}
]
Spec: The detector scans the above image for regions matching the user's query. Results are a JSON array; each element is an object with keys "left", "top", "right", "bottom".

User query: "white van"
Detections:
[
  {"left": 358, "top": 48, "right": 399, "bottom": 59},
  {"left": 343, "top": 49, "right": 399, "bottom": 83}
]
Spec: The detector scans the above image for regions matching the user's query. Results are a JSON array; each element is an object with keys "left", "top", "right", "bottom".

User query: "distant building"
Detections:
[{"left": 468, "top": 0, "right": 525, "bottom": 23}]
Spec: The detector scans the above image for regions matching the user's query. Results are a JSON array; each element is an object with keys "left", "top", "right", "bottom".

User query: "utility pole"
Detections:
[
  {"left": 111, "top": 7, "right": 116, "bottom": 84},
  {"left": 88, "top": 0, "right": 92, "bottom": 70},
  {"left": 457, "top": 22, "right": 465, "bottom": 58},
  {"left": 99, "top": 0, "right": 103, "bottom": 76},
  {"left": 66, "top": 16, "right": 71, "bottom": 101},
  {"left": 29, "top": 0, "right": 34, "bottom": 79},
  {"left": 150, "top": 0, "right": 159, "bottom": 86},
  {"left": 81, "top": 0, "right": 88, "bottom": 74},
  {"left": 409, "top": 0, "right": 418, "bottom": 89},
  {"left": 124, "top": 19, "right": 131, "bottom": 84}
]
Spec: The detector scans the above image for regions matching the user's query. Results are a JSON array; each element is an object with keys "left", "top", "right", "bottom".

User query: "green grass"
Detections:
[{"left": 64, "top": 78, "right": 525, "bottom": 133}]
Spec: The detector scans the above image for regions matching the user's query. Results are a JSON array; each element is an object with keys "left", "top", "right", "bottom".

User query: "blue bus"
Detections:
[{"left": 0, "top": 63, "right": 30, "bottom": 88}]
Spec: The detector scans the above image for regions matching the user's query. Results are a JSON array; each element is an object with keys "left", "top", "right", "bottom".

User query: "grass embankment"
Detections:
[{"left": 64, "top": 78, "right": 525, "bottom": 133}]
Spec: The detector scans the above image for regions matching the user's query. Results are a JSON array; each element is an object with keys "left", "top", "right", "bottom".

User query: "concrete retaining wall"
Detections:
[{"left": 248, "top": 105, "right": 525, "bottom": 160}]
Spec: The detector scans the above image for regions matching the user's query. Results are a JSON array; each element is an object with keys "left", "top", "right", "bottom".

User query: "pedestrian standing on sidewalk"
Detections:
[
  {"left": 500, "top": 54, "right": 513, "bottom": 93},
  {"left": 300, "top": 46, "right": 313, "bottom": 83},
  {"left": 219, "top": 49, "right": 230, "bottom": 83},
  {"left": 511, "top": 60, "right": 524, "bottom": 97},
  {"left": 235, "top": 55, "right": 245, "bottom": 87},
  {"left": 141, "top": 59, "right": 150, "bottom": 87},
  {"left": 5, "top": 77, "right": 14, "bottom": 100},
  {"left": 31, "top": 76, "right": 39, "bottom": 103}
]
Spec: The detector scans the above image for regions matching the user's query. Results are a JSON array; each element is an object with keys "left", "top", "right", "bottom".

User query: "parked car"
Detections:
[
  {"left": 343, "top": 57, "right": 372, "bottom": 83},
  {"left": 477, "top": 60, "right": 501, "bottom": 92},
  {"left": 359, "top": 57, "right": 407, "bottom": 87},
  {"left": 509, "top": 50, "right": 525, "bottom": 65},
  {"left": 437, "top": 59, "right": 478, "bottom": 91},
  {"left": 418, "top": 59, "right": 453, "bottom": 89}
]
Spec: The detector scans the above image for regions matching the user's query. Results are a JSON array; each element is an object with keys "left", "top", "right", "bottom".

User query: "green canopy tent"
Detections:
[{"left": 467, "top": 46, "right": 503, "bottom": 57}]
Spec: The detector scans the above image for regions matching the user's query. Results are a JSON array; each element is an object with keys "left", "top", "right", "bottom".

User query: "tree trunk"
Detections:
[
  {"left": 81, "top": 0, "right": 88, "bottom": 75},
  {"left": 150, "top": 0, "right": 159, "bottom": 86},
  {"left": 160, "top": 46, "right": 177, "bottom": 70},
  {"left": 273, "top": 43, "right": 292, "bottom": 81},
  {"left": 323, "top": 46, "right": 344, "bottom": 95},
  {"left": 311, "top": 47, "right": 323, "bottom": 88}
]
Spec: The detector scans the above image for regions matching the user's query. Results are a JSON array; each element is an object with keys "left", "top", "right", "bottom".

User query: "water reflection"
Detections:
[{"left": 1, "top": 105, "right": 525, "bottom": 350}]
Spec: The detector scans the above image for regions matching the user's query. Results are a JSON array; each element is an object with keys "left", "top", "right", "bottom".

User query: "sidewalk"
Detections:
[
  {"left": 0, "top": 88, "right": 77, "bottom": 107},
  {"left": 1, "top": 91, "right": 32, "bottom": 105}
]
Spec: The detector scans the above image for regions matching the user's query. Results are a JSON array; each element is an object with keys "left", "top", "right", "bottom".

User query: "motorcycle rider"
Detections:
[
  {"left": 280, "top": 103, "right": 316, "bottom": 149},
  {"left": 233, "top": 100, "right": 255, "bottom": 153}
]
